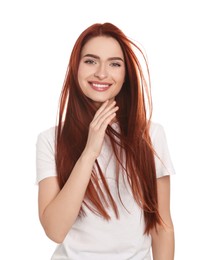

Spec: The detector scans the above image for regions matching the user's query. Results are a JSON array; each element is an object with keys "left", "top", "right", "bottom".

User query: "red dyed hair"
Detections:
[{"left": 55, "top": 23, "right": 161, "bottom": 234}]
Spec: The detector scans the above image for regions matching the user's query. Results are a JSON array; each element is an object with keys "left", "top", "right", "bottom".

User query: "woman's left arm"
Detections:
[{"left": 150, "top": 176, "right": 175, "bottom": 260}]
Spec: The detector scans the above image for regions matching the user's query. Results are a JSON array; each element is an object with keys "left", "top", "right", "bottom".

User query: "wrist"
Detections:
[{"left": 80, "top": 149, "right": 98, "bottom": 163}]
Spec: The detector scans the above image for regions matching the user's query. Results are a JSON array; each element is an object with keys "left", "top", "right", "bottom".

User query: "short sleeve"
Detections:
[
  {"left": 150, "top": 122, "right": 176, "bottom": 178},
  {"left": 36, "top": 127, "right": 57, "bottom": 184}
]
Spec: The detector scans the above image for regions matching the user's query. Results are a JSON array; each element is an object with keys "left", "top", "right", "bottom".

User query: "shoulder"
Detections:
[
  {"left": 149, "top": 121, "right": 169, "bottom": 153},
  {"left": 36, "top": 127, "right": 57, "bottom": 184},
  {"left": 37, "top": 126, "right": 56, "bottom": 140},
  {"left": 149, "top": 121, "right": 165, "bottom": 141},
  {"left": 36, "top": 126, "right": 56, "bottom": 151},
  {"left": 38, "top": 126, "right": 56, "bottom": 137},
  {"left": 149, "top": 121, "right": 176, "bottom": 177}
]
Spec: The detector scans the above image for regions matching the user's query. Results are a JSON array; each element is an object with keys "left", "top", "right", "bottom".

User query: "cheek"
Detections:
[
  {"left": 116, "top": 70, "right": 125, "bottom": 85},
  {"left": 78, "top": 64, "right": 94, "bottom": 80},
  {"left": 77, "top": 65, "right": 88, "bottom": 88},
  {"left": 77, "top": 64, "right": 84, "bottom": 79}
]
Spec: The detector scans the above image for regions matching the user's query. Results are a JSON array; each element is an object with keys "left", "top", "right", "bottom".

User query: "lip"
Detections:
[{"left": 89, "top": 81, "right": 112, "bottom": 92}]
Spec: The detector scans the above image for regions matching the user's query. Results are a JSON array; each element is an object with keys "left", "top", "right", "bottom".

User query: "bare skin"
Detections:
[
  {"left": 38, "top": 35, "right": 174, "bottom": 258},
  {"left": 38, "top": 100, "right": 118, "bottom": 243},
  {"left": 38, "top": 104, "right": 175, "bottom": 260},
  {"left": 150, "top": 176, "right": 175, "bottom": 260}
]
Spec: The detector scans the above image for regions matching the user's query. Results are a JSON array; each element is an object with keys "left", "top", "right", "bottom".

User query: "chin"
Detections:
[
  {"left": 87, "top": 95, "right": 115, "bottom": 106},
  {"left": 92, "top": 100, "right": 105, "bottom": 107}
]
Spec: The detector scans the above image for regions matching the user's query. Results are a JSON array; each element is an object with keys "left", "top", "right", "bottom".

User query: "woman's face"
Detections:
[{"left": 78, "top": 36, "right": 125, "bottom": 107}]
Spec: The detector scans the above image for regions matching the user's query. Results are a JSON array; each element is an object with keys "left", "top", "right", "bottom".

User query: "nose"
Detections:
[{"left": 94, "top": 64, "right": 108, "bottom": 79}]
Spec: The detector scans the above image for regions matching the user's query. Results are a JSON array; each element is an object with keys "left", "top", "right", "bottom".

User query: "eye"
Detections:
[
  {"left": 84, "top": 59, "right": 96, "bottom": 65},
  {"left": 110, "top": 62, "right": 121, "bottom": 67}
]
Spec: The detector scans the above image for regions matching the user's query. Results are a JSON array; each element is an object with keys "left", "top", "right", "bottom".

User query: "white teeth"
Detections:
[{"left": 92, "top": 83, "right": 109, "bottom": 88}]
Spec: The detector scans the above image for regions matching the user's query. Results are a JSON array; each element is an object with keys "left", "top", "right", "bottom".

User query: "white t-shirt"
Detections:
[{"left": 36, "top": 122, "right": 175, "bottom": 260}]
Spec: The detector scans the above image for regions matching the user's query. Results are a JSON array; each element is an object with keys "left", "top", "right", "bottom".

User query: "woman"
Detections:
[{"left": 36, "top": 22, "right": 175, "bottom": 259}]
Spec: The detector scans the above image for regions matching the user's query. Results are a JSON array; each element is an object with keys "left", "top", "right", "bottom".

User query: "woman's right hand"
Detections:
[
  {"left": 82, "top": 100, "right": 119, "bottom": 160},
  {"left": 38, "top": 100, "right": 118, "bottom": 243}
]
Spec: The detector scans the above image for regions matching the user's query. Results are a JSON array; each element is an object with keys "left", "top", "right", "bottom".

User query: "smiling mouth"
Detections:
[{"left": 89, "top": 82, "right": 112, "bottom": 92}]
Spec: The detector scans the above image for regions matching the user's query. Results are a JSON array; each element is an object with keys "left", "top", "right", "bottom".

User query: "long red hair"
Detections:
[{"left": 55, "top": 23, "right": 161, "bottom": 234}]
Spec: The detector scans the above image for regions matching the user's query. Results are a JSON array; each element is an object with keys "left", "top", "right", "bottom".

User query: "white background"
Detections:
[{"left": 0, "top": 0, "right": 208, "bottom": 259}]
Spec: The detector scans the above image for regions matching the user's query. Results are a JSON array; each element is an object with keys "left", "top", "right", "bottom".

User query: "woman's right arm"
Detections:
[{"left": 38, "top": 100, "right": 118, "bottom": 243}]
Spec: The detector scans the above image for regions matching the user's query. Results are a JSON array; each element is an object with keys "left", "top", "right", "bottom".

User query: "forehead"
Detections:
[{"left": 81, "top": 36, "right": 124, "bottom": 59}]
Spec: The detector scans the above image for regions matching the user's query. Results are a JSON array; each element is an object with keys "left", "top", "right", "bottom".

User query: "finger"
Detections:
[
  {"left": 99, "top": 112, "right": 117, "bottom": 131},
  {"left": 94, "top": 106, "right": 119, "bottom": 129},
  {"left": 92, "top": 105, "right": 118, "bottom": 128},
  {"left": 93, "top": 101, "right": 117, "bottom": 124},
  {"left": 93, "top": 100, "right": 110, "bottom": 118}
]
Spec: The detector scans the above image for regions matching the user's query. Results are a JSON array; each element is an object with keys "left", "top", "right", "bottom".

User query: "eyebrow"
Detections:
[{"left": 83, "top": 54, "right": 124, "bottom": 62}]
